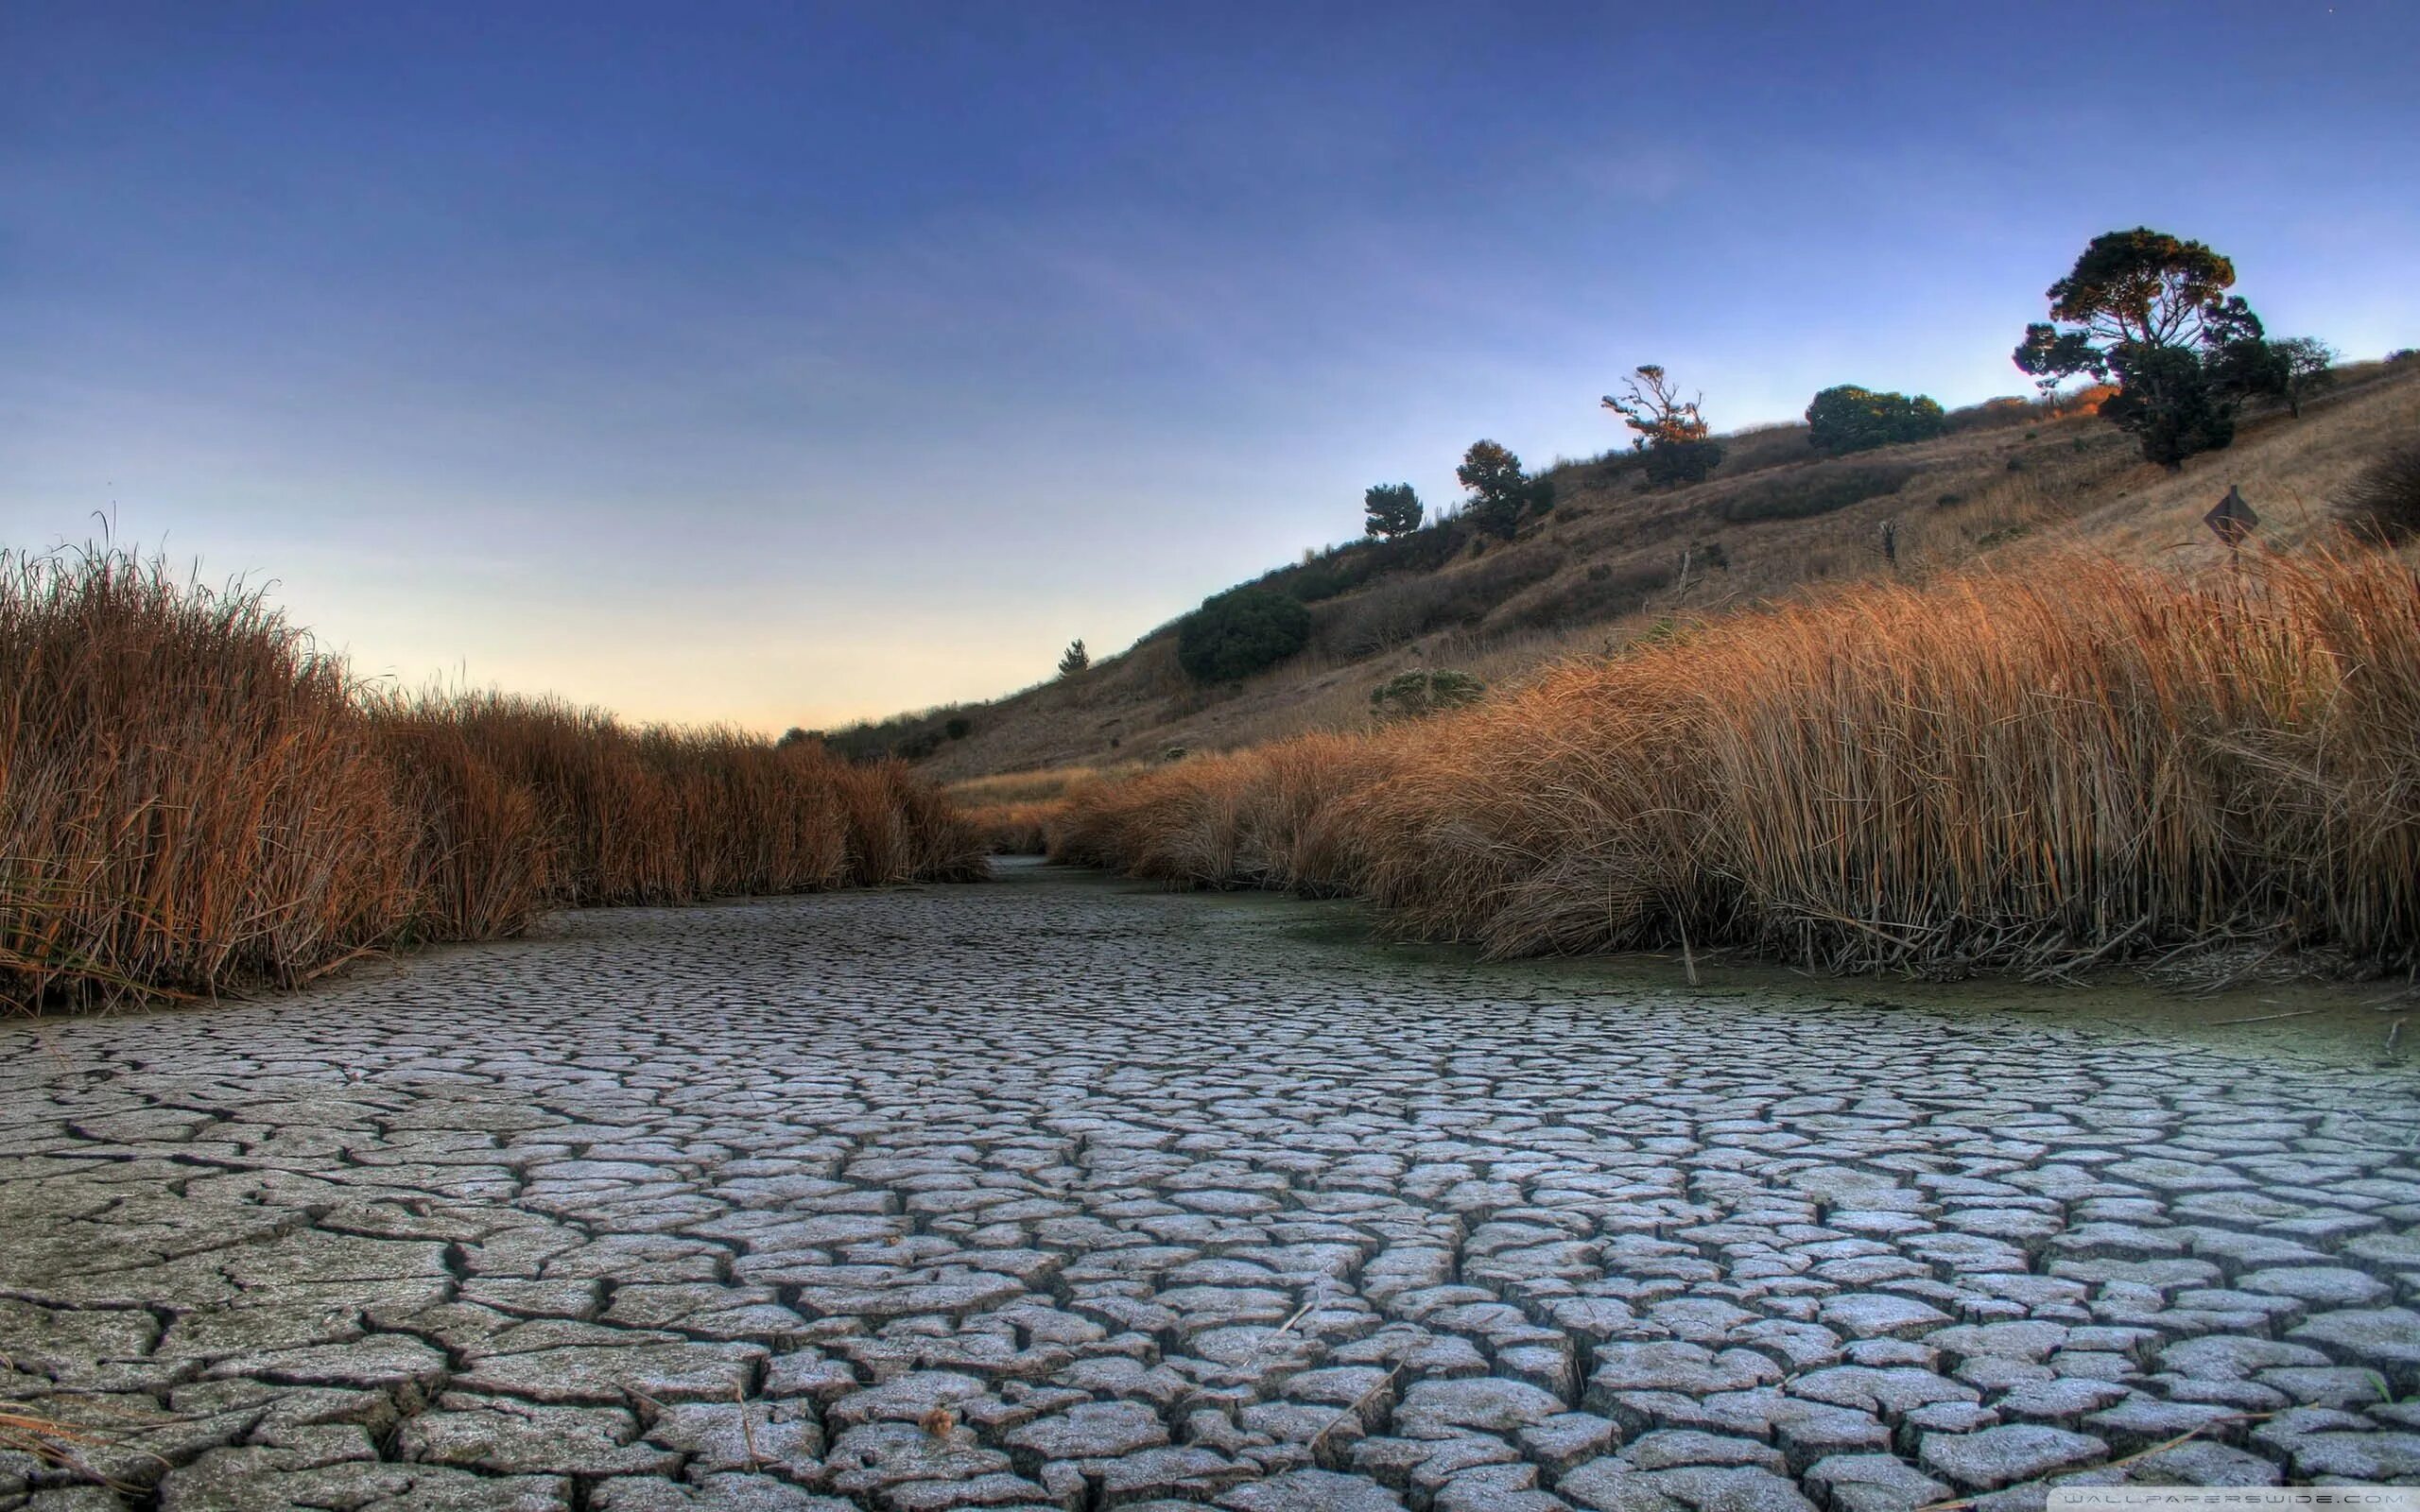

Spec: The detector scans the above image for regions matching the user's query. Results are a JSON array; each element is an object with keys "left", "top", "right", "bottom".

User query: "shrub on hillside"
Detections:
[
  {"left": 1720, "top": 462, "right": 1917, "bottom": 524},
  {"left": 1265, "top": 520, "right": 1469, "bottom": 604},
  {"left": 1312, "top": 546, "right": 1568, "bottom": 656},
  {"left": 2338, "top": 443, "right": 2420, "bottom": 542},
  {"left": 1496, "top": 560, "right": 1676, "bottom": 632},
  {"left": 1641, "top": 438, "right": 1726, "bottom": 486},
  {"left": 1177, "top": 587, "right": 1312, "bottom": 682},
  {"left": 1806, "top": 386, "right": 1947, "bottom": 455},
  {"left": 1371, "top": 670, "right": 1486, "bottom": 722}
]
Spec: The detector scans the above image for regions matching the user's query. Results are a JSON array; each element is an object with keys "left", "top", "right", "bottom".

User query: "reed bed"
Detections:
[
  {"left": 1052, "top": 549, "right": 2420, "bottom": 976},
  {"left": 1, "top": 547, "right": 984, "bottom": 1013},
  {"left": 962, "top": 799, "right": 1064, "bottom": 855}
]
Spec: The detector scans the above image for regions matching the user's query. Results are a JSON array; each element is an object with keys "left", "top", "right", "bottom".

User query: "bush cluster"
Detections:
[
  {"left": 2338, "top": 444, "right": 2420, "bottom": 542},
  {"left": 1806, "top": 386, "right": 1946, "bottom": 455},
  {"left": 1256, "top": 521, "right": 1469, "bottom": 605},
  {"left": 1370, "top": 670, "right": 1486, "bottom": 722},
  {"left": 1177, "top": 587, "right": 1313, "bottom": 683}
]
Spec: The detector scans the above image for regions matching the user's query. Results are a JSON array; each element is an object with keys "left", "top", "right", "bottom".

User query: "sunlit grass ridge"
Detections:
[{"left": 1053, "top": 548, "right": 2420, "bottom": 975}]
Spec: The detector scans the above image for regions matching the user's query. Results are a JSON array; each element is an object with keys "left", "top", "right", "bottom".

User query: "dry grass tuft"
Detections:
[
  {"left": 1, "top": 546, "right": 983, "bottom": 1013},
  {"left": 1053, "top": 546, "right": 2420, "bottom": 976},
  {"left": 963, "top": 799, "right": 1063, "bottom": 855},
  {"left": 2339, "top": 443, "right": 2420, "bottom": 543}
]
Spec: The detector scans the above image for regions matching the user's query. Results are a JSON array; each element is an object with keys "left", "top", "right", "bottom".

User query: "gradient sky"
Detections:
[{"left": 6, "top": 3, "right": 2416, "bottom": 730}]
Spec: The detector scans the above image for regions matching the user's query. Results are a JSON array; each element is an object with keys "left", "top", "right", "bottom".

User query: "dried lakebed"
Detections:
[{"left": 6, "top": 861, "right": 2420, "bottom": 1512}]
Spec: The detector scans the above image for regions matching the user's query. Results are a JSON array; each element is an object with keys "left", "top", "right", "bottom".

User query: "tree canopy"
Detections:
[
  {"left": 1362, "top": 483, "right": 1423, "bottom": 540},
  {"left": 2014, "top": 227, "right": 2268, "bottom": 467},
  {"left": 1603, "top": 365, "right": 1724, "bottom": 484},
  {"left": 1805, "top": 386, "right": 1946, "bottom": 455},
  {"left": 1456, "top": 440, "right": 1548, "bottom": 539}
]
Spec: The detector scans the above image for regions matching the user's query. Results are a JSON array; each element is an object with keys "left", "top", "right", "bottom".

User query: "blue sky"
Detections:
[{"left": 5, "top": 2, "right": 2415, "bottom": 730}]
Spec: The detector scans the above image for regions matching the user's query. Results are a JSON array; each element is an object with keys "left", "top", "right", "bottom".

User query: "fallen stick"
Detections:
[
  {"left": 1913, "top": 1410, "right": 2275, "bottom": 1511},
  {"left": 1306, "top": 1363, "right": 1402, "bottom": 1454}
]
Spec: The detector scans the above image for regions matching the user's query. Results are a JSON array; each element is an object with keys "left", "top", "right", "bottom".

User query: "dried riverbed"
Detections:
[{"left": 5, "top": 860, "right": 2419, "bottom": 1510}]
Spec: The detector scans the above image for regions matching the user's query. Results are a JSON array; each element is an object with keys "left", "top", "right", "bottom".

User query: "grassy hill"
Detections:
[{"left": 841, "top": 358, "right": 2420, "bottom": 784}]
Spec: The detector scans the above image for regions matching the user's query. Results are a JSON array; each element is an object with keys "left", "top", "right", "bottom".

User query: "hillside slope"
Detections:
[{"left": 862, "top": 362, "right": 2419, "bottom": 782}]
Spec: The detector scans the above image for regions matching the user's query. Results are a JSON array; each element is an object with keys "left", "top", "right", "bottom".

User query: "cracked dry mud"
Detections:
[{"left": 6, "top": 862, "right": 2420, "bottom": 1512}]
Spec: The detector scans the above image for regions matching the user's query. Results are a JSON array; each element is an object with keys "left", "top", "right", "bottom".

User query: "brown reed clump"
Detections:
[
  {"left": 1053, "top": 546, "right": 2420, "bottom": 976},
  {"left": 1, "top": 548, "right": 420, "bottom": 1009},
  {"left": 959, "top": 799, "right": 1064, "bottom": 855},
  {"left": 2, "top": 546, "right": 985, "bottom": 1013}
]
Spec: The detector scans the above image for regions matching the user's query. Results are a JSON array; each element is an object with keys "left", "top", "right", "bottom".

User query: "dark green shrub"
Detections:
[
  {"left": 1641, "top": 438, "right": 1725, "bottom": 486},
  {"left": 1806, "top": 386, "right": 1947, "bottom": 455},
  {"left": 1177, "top": 588, "right": 1312, "bottom": 682},
  {"left": 2338, "top": 444, "right": 2420, "bottom": 542},
  {"left": 1371, "top": 670, "right": 1486, "bottom": 721},
  {"left": 943, "top": 717, "right": 972, "bottom": 741},
  {"left": 1253, "top": 519, "right": 1469, "bottom": 605},
  {"left": 1720, "top": 463, "right": 1917, "bottom": 524}
]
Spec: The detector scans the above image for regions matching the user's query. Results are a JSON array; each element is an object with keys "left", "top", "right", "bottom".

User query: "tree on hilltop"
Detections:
[
  {"left": 1457, "top": 440, "right": 1550, "bottom": 540},
  {"left": 1057, "top": 639, "right": 1088, "bottom": 677},
  {"left": 2265, "top": 335, "right": 2339, "bottom": 419},
  {"left": 2014, "top": 227, "right": 2269, "bottom": 467},
  {"left": 1603, "top": 365, "right": 1725, "bottom": 484},
  {"left": 1362, "top": 483, "right": 1424, "bottom": 540}
]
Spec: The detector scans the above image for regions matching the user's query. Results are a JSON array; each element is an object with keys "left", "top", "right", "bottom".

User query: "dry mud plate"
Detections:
[{"left": 7, "top": 862, "right": 2420, "bottom": 1512}]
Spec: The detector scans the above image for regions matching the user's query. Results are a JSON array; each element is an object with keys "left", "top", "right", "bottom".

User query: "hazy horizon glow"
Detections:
[{"left": 7, "top": 2, "right": 2417, "bottom": 730}]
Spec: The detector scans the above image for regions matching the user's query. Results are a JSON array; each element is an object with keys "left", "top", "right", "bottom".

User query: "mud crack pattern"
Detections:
[{"left": 5, "top": 862, "right": 2420, "bottom": 1512}]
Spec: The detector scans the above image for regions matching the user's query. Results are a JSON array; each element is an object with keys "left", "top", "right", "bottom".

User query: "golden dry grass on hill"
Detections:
[
  {"left": 1048, "top": 545, "right": 2420, "bottom": 977},
  {"left": 1, "top": 547, "right": 983, "bottom": 1013},
  {"left": 914, "top": 363, "right": 2420, "bottom": 789}
]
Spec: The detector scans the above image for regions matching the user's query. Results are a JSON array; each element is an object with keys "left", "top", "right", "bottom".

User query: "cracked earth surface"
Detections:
[{"left": 6, "top": 861, "right": 2420, "bottom": 1512}]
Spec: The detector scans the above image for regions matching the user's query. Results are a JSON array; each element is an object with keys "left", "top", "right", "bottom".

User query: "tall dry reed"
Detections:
[
  {"left": 1053, "top": 549, "right": 2420, "bottom": 975},
  {"left": 1, "top": 547, "right": 984, "bottom": 1013}
]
